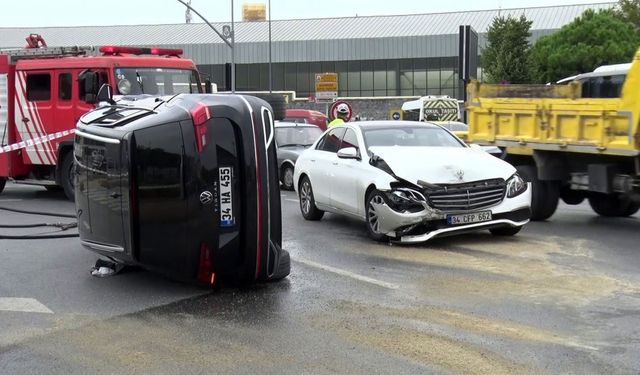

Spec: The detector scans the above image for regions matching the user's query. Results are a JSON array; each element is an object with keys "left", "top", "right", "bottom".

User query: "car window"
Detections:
[
  {"left": 275, "top": 126, "right": 323, "bottom": 147},
  {"left": 363, "top": 126, "right": 463, "bottom": 148},
  {"left": 341, "top": 128, "right": 360, "bottom": 150},
  {"left": 317, "top": 128, "right": 346, "bottom": 153}
]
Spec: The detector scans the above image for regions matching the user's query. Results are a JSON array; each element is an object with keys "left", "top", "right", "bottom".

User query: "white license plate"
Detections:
[
  {"left": 446, "top": 211, "right": 492, "bottom": 225},
  {"left": 219, "top": 167, "right": 235, "bottom": 227}
]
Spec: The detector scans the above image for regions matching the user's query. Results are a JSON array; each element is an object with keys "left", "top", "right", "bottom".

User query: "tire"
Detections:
[
  {"left": 622, "top": 202, "right": 640, "bottom": 217},
  {"left": 588, "top": 193, "right": 633, "bottom": 217},
  {"left": 0, "top": 178, "right": 5, "bottom": 194},
  {"left": 45, "top": 185, "right": 62, "bottom": 192},
  {"left": 516, "top": 165, "right": 559, "bottom": 221},
  {"left": 60, "top": 152, "right": 75, "bottom": 202},
  {"left": 560, "top": 187, "right": 585, "bottom": 205},
  {"left": 281, "top": 164, "right": 295, "bottom": 191},
  {"left": 269, "top": 249, "right": 291, "bottom": 281},
  {"left": 490, "top": 225, "right": 523, "bottom": 236},
  {"left": 298, "top": 176, "right": 324, "bottom": 220},
  {"left": 252, "top": 93, "right": 286, "bottom": 121},
  {"left": 365, "top": 190, "right": 390, "bottom": 242}
]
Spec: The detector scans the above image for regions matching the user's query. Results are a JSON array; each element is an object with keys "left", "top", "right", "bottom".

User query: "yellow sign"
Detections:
[{"left": 315, "top": 73, "right": 338, "bottom": 101}]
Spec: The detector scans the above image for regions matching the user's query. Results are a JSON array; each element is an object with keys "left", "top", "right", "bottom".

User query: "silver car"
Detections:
[{"left": 275, "top": 122, "right": 323, "bottom": 190}]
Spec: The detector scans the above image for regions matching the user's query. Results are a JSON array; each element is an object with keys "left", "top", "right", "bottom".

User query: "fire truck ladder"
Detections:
[{"left": 3, "top": 46, "right": 95, "bottom": 64}]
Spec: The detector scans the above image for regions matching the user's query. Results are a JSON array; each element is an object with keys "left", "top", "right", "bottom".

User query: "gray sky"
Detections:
[{"left": 0, "top": 0, "right": 613, "bottom": 27}]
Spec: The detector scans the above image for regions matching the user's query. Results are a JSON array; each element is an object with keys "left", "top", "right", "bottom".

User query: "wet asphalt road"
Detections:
[{"left": 1, "top": 182, "right": 640, "bottom": 374}]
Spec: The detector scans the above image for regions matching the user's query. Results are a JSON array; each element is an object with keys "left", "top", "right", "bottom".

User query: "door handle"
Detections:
[
  {"left": 332, "top": 162, "right": 338, "bottom": 165},
  {"left": 22, "top": 118, "right": 30, "bottom": 124}
]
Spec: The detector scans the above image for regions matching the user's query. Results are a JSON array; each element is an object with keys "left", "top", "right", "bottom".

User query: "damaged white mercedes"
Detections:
[{"left": 293, "top": 121, "right": 532, "bottom": 243}]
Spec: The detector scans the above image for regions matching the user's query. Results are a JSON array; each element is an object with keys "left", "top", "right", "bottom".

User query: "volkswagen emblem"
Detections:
[
  {"left": 200, "top": 191, "right": 213, "bottom": 205},
  {"left": 455, "top": 170, "right": 465, "bottom": 181}
]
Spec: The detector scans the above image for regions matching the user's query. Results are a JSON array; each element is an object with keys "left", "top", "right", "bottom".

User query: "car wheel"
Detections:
[
  {"left": 489, "top": 225, "right": 522, "bottom": 236},
  {"left": 45, "top": 185, "right": 62, "bottom": 192},
  {"left": 516, "top": 165, "right": 558, "bottom": 221},
  {"left": 0, "top": 177, "right": 5, "bottom": 194},
  {"left": 622, "top": 202, "right": 640, "bottom": 217},
  {"left": 588, "top": 193, "right": 633, "bottom": 217},
  {"left": 269, "top": 249, "right": 291, "bottom": 281},
  {"left": 299, "top": 176, "right": 324, "bottom": 220},
  {"left": 365, "top": 190, "right": 389, "bottom": 242},
  {"left": 60, "top": 152, "right": 75, "bottom": 202},
  {"left": 281, "top": 165, "right": 294, "bottom": 191}
]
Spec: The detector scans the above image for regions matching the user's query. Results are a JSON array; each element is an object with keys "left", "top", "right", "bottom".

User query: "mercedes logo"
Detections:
[
  {"left": 455, "top": 170, "right": 465, "bottom": 181},
  {"left": 200, "top": 191, "right": 213, "bottom": 205}
]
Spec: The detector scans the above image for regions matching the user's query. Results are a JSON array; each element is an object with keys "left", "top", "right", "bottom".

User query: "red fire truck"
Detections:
[{"left": 0, "top": 35, "right": 204, "bottom": 200}]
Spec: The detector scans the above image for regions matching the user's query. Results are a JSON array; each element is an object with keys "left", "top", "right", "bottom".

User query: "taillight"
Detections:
[
  {"left": 197, "top": 242, "right": 215, "bottom": 285},
  {"left": 190, "top": 103, "right": 212, "bottom": 153}
]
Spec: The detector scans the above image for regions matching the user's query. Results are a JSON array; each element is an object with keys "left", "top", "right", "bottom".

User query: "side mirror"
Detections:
[
  {"left": 79, "top": 70, "right": 98, "bottom": 103},
  {"left": 204, "top": 79, "right": 213, "bottom": 94},
  {"left": 337, "top": 147, "right": 359, "bottom": 160},
  {"left": 96, "top": 84, "right": 116, "bottom": 105}
]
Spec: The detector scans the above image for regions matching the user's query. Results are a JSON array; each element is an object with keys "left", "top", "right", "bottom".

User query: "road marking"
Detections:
[
  {"left": 284, "top": 198, "right": 299, "bottom": 203},
  {"left": 0, "top": 298, "right": 53, "bottom": 314},
  {"left": 0, "top": 199, "right": 23, "bottom": 202},
  {"left": 294, "top": 257, "right": 400, "bottom": 290}
]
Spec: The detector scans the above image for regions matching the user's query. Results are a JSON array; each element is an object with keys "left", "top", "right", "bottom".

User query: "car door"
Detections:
[
  {"left": 19, "top": 70, "right": 55, "bottom": 165},
  {"left": 309, "top": 127, "right": 345, "bottom": 207},
  {"left": 331, "top": 128, "right": 365, "bottom": 214}
]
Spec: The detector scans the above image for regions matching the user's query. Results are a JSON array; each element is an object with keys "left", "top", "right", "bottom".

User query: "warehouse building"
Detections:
[{"left": 0, "top": 2, "right": 613, "bottom": 102}]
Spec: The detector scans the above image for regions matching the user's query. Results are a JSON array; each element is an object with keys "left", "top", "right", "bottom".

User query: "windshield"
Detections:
[
  {"left": 275, "top": 126, "right": 323, "bottom": 147},
  {"left": 113, "top": 68, "right": 201, "bottom": 95},
  {"left": 363, "top": 126, "right": 464, "bottom": 148}
]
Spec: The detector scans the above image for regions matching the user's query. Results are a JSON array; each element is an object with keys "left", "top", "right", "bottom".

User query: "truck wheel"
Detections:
[
  {"left": 251, "top": 93, "right": 286, "bottom": 121},
  {"left": 588, "top": 193, "right": 632, "bottom": 217},
  {"left": 623, "top": 202, "right": 640, "bottom": 217},
  {"left": 516, "top": 165, "right": 559, "bottom": 221},
  {"left": 60, "top": 152, "right": 75, "bottom": 201},
  {"left": 560, "top": 187, "right": 585, "bottom": 205},
  {"left": 0, "top": 177, "right": 6, "bottom": 194}
]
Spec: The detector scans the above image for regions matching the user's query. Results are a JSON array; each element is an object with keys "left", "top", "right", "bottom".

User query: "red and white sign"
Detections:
[{"left": 329, "top": 100, "right": 353, "bottom": 122}]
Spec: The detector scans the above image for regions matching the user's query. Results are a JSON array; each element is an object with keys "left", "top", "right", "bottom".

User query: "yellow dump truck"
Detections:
[{"left": 466, "top": 51, "right": 640, "bottom": 221}]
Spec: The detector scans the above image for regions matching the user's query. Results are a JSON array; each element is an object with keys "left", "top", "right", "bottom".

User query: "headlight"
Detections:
[
  {"left": 117, "top": 79, "right": 131, "bottom": 95},
  {"left": 506, "top": 173, "right": 527, "bottom": 198},
  {"left": 387, "top": 188, "right": 427, "bottom": 211}
]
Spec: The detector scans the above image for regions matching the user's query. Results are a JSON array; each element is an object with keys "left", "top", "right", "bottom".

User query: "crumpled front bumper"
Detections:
[{"left": 371, "top": 185, "right": 531, "bottom": 243}]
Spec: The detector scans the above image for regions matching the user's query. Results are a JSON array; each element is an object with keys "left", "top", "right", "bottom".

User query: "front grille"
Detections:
[{"left": 427, "top": 178, "right": 506, "bottom": 212}]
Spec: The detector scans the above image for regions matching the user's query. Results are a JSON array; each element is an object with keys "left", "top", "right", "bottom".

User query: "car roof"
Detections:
[
  {"left": 274, "top": 121, "right": 320, "bottom": 128},
  {"left": 346, "top": 120, "right": 440, "bottom": 130}
]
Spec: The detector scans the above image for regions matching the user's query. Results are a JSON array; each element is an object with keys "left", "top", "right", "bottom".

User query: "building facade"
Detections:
[{"left": 0, "top": 3, "right": 614, "bottom": 101}]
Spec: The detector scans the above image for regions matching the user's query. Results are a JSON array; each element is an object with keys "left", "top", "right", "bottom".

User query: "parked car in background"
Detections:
[
  {"left": 283, "top": 109, "right": 328, "bottom": 131},
  {"left": 293, "top": 121, "right": 531, "bottom": 243},
  {"left": 275, "top": 122, "right": 323, "bottom": 190}
]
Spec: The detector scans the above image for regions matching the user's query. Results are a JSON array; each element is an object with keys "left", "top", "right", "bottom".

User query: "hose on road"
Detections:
[{"left": 0, "top": 205, "right": 79, "bottom": 239}]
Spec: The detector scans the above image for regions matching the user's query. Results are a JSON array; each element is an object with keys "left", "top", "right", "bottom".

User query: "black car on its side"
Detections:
[
  {"left": 73, "top": 93, "right": 289, "bottom": 285},
  {"left": 275, "top": 122, "right": 323, "bottom": 190}
]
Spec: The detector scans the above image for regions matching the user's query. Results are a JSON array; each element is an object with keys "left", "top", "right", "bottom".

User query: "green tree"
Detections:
[
  {"left": 481, "top": 15, "right": 533, "bottom": 83},
  {"left": 530, "top": 9, "right": 639, "bottom": 83},
  {"left": 618, "top": 0, "right": 640, "bottom": 30}
]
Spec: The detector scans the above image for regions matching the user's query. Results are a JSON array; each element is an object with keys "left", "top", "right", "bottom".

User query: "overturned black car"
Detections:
[{"left": 73, "top": 92, "right": 289, "bottom": 285}]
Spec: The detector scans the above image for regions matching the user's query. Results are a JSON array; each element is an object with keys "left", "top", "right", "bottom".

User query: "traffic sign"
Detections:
[
  {"left": 315, "top": 73, "right": 338, "bottom": 102},
  {"left": 390, "top": 109, "right": 402, "bottom": 120},
  {"left": 329, "top": 100, "right": 353, "bottom": 122}
]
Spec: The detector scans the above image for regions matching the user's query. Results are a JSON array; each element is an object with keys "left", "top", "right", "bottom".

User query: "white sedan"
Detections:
[{"left": 293, "top": 121, "right": 532, "bottom": 243}]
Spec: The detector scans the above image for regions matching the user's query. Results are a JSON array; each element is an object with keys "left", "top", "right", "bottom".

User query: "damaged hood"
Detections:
[{"left": 369, "top": 146, "right": 515, "bottom": 185}]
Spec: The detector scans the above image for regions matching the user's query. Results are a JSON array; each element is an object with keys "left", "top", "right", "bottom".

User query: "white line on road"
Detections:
[
  {"left": 284, "top": 198, "right": 299, "bottom": 203},
  {"left": 0, "top": 298, "right": 54, "bottom": 314},
  {"left": 0, "top": 199, "right": 23, "bottom": 202},
  {"left": 293, "top": 257, "right": 400, "bottom": 290}
]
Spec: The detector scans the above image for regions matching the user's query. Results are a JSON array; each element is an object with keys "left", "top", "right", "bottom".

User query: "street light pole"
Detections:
[{"left": 231, "top": 0, "right": 235, "bottom": 93}]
